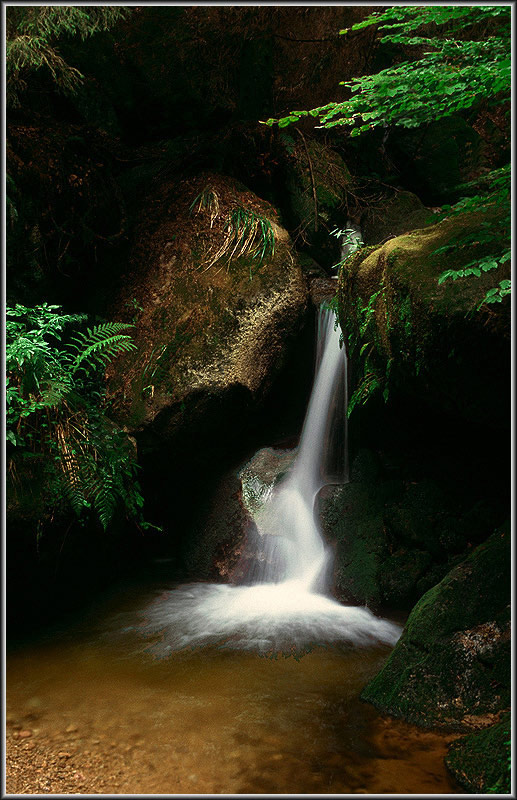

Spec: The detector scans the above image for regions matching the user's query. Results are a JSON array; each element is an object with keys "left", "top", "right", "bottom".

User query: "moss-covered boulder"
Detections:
[
  {"left": 445, "top": 712, "right": 511, "bottom": 793},
  {"left": 338, "top": 210, "right": 510, "bottom": 427},
  {"left": 319, "top": 475, "right": 398, "bottom": 607},
  {"left": 319, "top": 449, "right": 486, "bottom": 610},
  {"left": 361, "top": 527, "right": 510, "bottom": 730},
  {"left": 106, "top": 172, "right": 308, "bottom": 447}
]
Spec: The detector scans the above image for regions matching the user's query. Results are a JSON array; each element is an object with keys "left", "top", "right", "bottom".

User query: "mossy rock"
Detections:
[
  {"left": 378, "top": 548, "right": 432, "bottom": 607},
  {"left": 319, "top": 452, "right": 404, "bottom": 606},
  {"left": 445, "top": 712, "right": 511, "bottom": 793},
  {"left": 338, "top": 209, "right": 510, "bottom": 427},
  {"left": 319, "top": 449, "right": 479, "bottom": 610},
  {"left": 383, "top": 481, "right": 451, "bottom": 557},
  {"left": 361, "top": 526, "right": 511, "bottom": 730},
  {"left": 106, "top": 172, "right": 308, "bottom": 444},
  {"left": 282, "top": 136, "right": 352, "bottom": 229}
]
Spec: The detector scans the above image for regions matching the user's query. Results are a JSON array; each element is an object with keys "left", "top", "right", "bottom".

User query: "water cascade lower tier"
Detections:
[{"left": 140, "top": 305, "right": 400, "bottom": 655}]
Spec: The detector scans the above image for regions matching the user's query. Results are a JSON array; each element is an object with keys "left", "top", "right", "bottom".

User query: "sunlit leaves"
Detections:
[{"left": 264, "top": 7, "right": 510, "bottom": 134}]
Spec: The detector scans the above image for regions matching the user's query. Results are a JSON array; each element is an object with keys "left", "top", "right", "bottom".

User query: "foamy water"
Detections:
[{"left": 139, "top": 581, "right": 401, "bottom": 656}]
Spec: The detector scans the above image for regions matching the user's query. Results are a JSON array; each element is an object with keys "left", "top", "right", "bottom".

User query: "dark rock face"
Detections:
[
  {"left": 445, "top": 712, "right": 511, "bottom": 793},
  {"left": 387, "top": 116, "right": 485, "bottom": 205},
  {"left": 360, "top": 189, "right": 436, "bottom": 246},
  {"left": 183, "top": 471, "right": 251, "bottom": 582},
  {"left": 318, "top": 448, "right": 497, "bottom": 610},
  {"left": 184, "top": 446, "right": 297, "bottom": 582},
  {"left": 360, "top": 527, "right": 510, "bottom": 731}
]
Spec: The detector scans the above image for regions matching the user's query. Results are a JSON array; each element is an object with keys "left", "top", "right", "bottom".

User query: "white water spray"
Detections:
[
  {"left": 248, "top": 308, "right": 346, "bottom": 591},
  {"left": 140, "top": 306, "right": 401, "bottom": 655}
]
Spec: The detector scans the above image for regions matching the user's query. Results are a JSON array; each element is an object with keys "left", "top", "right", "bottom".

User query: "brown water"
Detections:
[{"left": 6, "top": 579, "right": 461, "bottom": 795}]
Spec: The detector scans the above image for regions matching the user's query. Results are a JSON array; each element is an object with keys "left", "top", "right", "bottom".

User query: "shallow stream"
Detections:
[{"left": 6, "top": 575, "right": 461, "bottom": 795}]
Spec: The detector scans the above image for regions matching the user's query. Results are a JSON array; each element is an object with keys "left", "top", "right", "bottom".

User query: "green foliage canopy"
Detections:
[{"left": 265, "top": 6, "right": 510, "bottom": 133}]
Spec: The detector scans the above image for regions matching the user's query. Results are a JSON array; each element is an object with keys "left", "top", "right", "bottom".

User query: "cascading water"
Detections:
[
  {"left": 245, "top": 307, "right": 347, "bottom": 591},
  {"left": 139, "top": 305, "right": 400, "bottom": 655}
]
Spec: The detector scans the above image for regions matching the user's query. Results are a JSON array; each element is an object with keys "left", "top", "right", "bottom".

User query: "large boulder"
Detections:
[
  {"left": 106, "top": 172, "right": 308, "bottom": 451},
  {"left": 361, "top": 527, "right": 510, "bottom": 731},
  {"left": 338, "top": 209, "right": 510, "bottom": 428},
  {"left": 360, "top": 189, "right": 436, "bottom": 246}
]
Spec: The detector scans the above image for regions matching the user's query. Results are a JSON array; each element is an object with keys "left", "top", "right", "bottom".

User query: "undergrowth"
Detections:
[{"left": 6, "top": 303, "right": 155, "bottom": 532}]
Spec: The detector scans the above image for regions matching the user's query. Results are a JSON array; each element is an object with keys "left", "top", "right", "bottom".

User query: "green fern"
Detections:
[
  {"left": 199, "top": 202, "right": 276, "bottom": 277},
  {"left": 6, "top": 304, "right": 153, "bottom": 534},
  {"left": 69, "top": 322, "right": 136, "bottom": 373}
]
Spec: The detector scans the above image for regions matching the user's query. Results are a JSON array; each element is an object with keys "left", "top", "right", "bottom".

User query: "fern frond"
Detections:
[
  {"left": 69, "top": 323, "right": 136, "bottom": 373},
  {"left": 92, "top": 480, "right": 117, "bottom": 531}
]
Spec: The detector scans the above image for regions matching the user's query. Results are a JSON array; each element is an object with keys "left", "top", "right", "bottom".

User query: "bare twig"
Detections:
[{"left": 295, "top": 129, "right": 318, "bottom": 232}]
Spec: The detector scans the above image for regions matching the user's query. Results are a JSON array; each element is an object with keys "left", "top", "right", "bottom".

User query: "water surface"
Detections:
[{"left": 6, "top": 580, "right": 460, "bottom": 795}]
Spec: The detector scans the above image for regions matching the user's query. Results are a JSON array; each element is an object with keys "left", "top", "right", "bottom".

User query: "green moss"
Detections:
[
  {"left": 445, "top": 713, "right": 511, "bottom": 793},
  {"left": 378, "top": 548, "right": 432, "bottom": 607},
  {"left": 338, "top": 208, "right": 510, "bottom": 422},
  {"left": 320, "top": 462, "right": 406, "bottom": 606},
  {"left": 361, "top": 526, "right": 511, "bottom": 729}
]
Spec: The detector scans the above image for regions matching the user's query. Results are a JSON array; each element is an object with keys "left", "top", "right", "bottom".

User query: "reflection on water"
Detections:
[{"left": 6, "top": 582, "right": 460, "bottom": 795}]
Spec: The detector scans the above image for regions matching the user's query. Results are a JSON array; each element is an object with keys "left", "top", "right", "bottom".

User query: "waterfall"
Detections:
[
  {"left": 139, "top": 305, "right": 401, "bottom": 655},
  {"left": 248, "top": 306, "right": 346, "bottom": 591}
]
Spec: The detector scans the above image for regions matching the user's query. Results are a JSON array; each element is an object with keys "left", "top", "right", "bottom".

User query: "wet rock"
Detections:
[
  {"left": 361, "top": 526, "right": 510, "bottom": 730},
  {"left": 309, "top": 277, "right": 338, "bottom": 307},
  {"left": 239, "top": 447, "right": 296, "bottom": 518},
  {"left": 184, "top": 446, "right": 296, "bottom": 581}
]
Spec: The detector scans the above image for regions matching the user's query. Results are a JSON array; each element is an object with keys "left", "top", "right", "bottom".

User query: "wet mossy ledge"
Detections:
[
  {"left": 337, "top": 209, "right": 510, "bottom": 428},
  {"left": 106, "top": 171, "right": 308, "bottom": 447},
  {"left": 361, "top": 526, "right": 510, "bottom": 732}
]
